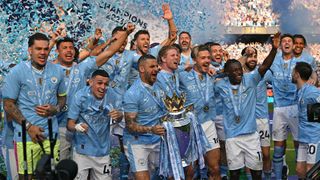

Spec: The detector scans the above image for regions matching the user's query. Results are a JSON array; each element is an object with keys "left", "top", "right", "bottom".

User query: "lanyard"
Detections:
[
  {"left": 139, "top": 80, "right": 162, "bottom": 108},
  {"left": 158, "top": 70, "right": 180, "bottom": 95},
  {"left": 281, "top": 58, "right": 293, "bottom": 79},
  {"left": 193, "top": 70, "right": 209, "bottom": 104},
  {"left": 27, "top": 61, "right": 47, "bottom": 105},
  {"left": 227, "top": 80, "right": 244, "bottom": 117},
  {"left": 65, "top": 66, "right": 76, "bottom": 95}
]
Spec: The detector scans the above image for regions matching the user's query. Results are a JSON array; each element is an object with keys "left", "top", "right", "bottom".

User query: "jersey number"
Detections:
[
  {"left": 307, "top": 145, "right": 316, "bottom": 155},
  {"left": 259, "top": 130, "right": 270, "bottom": 139}
]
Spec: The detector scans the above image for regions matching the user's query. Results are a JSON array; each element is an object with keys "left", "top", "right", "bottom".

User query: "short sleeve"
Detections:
[
  {"left": 78, "top": 56, "right": 99, "bottom": 78},
  {"left": 2, "top": 68, "right": 20, "bottom": 100},
  {"left": 67, "top": 92, "right": 82, "bottom": 121},
  {"left": 247, "top": 69, "right": 261, "bottom": 86},
  {"left": 150, "top": 45, "right": 161, "bottom": 57},
  {"left": 123, "top": 90, "right": 139, "bottom": 113}
]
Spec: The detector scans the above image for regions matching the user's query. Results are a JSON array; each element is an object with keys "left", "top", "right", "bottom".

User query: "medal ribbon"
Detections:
[
  {"left": 27, "top": 61, "right": 48, "bottom": 105},
  {"left": 158, "top": 70, "right": 180, "bottom": 95},
  {"left": 139, "top": 80, "right": 163, "bottom": 108},
  {"left": 227, "top": 80, "right": 243, "bottom": 118},
  {"left": 65, "top": 66, "right": 76, "bottom": 95},
  {"left": 193, "top": 70, "right": 209, "bottom": 105}
]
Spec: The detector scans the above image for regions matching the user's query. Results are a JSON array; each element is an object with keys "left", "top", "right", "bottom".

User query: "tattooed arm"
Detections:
[
  {"left": 3, "top": 98, "right": 45, "bottom": 142},
  {"left": 3, "top": 98, "right": 25, "bottom": 124},
  {"left": 125, "top": 112, "right": 165, "bottom": 135}
]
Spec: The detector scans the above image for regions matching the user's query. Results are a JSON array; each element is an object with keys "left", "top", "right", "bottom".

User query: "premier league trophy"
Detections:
[{"left": 159, "top": 92, "right": 208, "bottom": 180}]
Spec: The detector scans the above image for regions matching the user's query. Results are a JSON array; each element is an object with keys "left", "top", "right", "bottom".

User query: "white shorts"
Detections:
[
  {"left": 73, "top": 151, "right": 112, "bottom": 180},
  {"left": 256, "top": 118, "right": 271, "bottom": 147},
  {"left": 2, "top": 146, "right": 18, "bottom": 180},
  {"left": 272, "top": 105, "right": 299, "bottom": 141},
  {"left": 214, "top": 115, "right": 225, "bottom": 141},
  {"left": 297, "top": 142, "right": 320, "bottom": 164},
  {"left": 124, "top": 142, "right": 160, "bottom": 172},
  {"left": 201, "top": 120, "right": 220, "bottom": 152},
  {"left": 225, "top": 132, "right": 263, "bottom": 171},
  {"left": 59, "top": 127, "right": 73, "bottom": 160}
]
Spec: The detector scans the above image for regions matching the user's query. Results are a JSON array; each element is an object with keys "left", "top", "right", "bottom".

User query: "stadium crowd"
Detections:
[{"left": 223, "top": 0, "right": 279, "bottom": 27}]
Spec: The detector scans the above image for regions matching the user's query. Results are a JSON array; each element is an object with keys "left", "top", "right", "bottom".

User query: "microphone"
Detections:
[{"left": 56, "top": 159, "right": 78, "bottom": 180}]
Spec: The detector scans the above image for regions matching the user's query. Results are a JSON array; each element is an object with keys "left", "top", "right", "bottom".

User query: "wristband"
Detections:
[
  {"left": 25, "top": 120, "right": 32, "bottom": 131},
  {"left": 148, "top": 126, "right": 153, "bottom": 134},
  {"left": 75, "top": 123, "right": 86, "bottom": 133}
]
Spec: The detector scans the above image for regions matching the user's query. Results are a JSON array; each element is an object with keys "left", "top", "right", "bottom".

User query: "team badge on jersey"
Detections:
[{"left": 51, "top": 77, "right": 58, "bottom": 84}]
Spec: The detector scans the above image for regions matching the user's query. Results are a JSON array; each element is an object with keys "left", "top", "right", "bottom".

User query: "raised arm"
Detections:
[
  {"left": 90, "top": 36, "right": 115, "bottom": 56},
  {"left": 160, "top": 3, "right": 177, "bottom": 46},
  {"left": 95, "top": 23, "right": 135, "bottom": 67},
  {"left": 258, "top": 32, "right": 280, "bottom": 76}
]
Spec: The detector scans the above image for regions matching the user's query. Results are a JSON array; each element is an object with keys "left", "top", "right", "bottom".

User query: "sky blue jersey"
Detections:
[
  {"left": 123, "top": 79, "right": 165, "bottom": 145},
  {"left": 297, "top": 83, "right": 320, "bottom": 143},
  {"left": 270, "top": 51, "right": 316, "bottom": 107},
  {"left": 68, "top": 86, "right": 118, "bottom": 157},
  {"left": 179, "top": 69, "right": 216, "bottom": 124},
  {"left": 215, "top": 69, "right": 261, "bottom": 139},
  {"left": 2, "top": 61, "right": 66, "bottom": 142},
  {"left": 57, "top": 57, "right": 98, "bottom": 127}
]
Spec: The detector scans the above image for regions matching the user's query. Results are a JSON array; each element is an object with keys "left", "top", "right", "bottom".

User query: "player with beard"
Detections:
[
  {"left": 128, "top": 4, "right": 177, "bottom": 86},
  {"left": 215, "top": 33, "right": 280, "bottom": 180},
  {"left": 3, "top": 33, "right": 67, "bottom": 179},
  {"left": 178, "top": 31, "right": 193, "bottom": 71},
  {"left": 239, "top": 46, "right": 273, "bottom": 180},
  {"left": 291, "top": 62, "right": 320, "bottom": 179},
  {"left": 205, "top": 42, "right": 229, "bottom": 179},
  {"left": 271, "top": 34, "right": 318, "bottom": 179},
  {"left": 179, "top": 45, "right": 221, "bottom": 179},
  {"left": 123, "top": 54, "right": 166, "bottom": 180},
  {"left": 156, "top": 45, "right": 208, "bottom": 180},
  {"left": 293, "top": 34, "right": 317, "bottom": 85},
  {"left": 100, "top": 25, "right": 136, "bottom": 179},
  {"left": 54, "top": 24, "right": 135, "bottom": 160}
]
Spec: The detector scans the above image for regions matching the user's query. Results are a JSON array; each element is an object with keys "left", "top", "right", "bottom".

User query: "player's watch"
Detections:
[{"left": 25, "top": 120, "right": 32, "bottom": 131}]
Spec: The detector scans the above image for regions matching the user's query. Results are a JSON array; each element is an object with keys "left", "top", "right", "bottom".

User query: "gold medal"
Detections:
[
  {"left": 111, "top": 81, "right": 116, "bottom": 88},
  {"left": 235, "top": 116, "right": 240, "bottom": 123},
  {"left": 66, "top": 69, "right": 70, "bottom": 77},
  {"left": 203, "top": 105, "right": 209, "bottom": 112},
  {"left": 38, "top": 78, "right": 42, "bottom": 85}
]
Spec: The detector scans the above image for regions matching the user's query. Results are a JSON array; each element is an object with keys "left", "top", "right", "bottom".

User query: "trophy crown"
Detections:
[{"left": 163, "top": 92, "right": 186, "bottom": 113}]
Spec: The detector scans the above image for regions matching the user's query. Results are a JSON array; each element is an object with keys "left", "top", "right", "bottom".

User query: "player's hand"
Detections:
[
  {"left": 272, "top": 32, "right": 281, "bottom": 49},
  {"left": 307, "top": 78, "right": 316, "bottom": 85},
  {"left": 162, "top": 3, "right": 173, "bottom": 20},
  {"left": 244, "top": 46, "right": 255, "bottom": 57},
  {"left": 208, "top": 68, "right": 217, "bottom": 76},
  {"left": 28, "top": 125, "right": 45, "bottom": 143},
  {"left": 35, "top": 104, "right": 59, "bottom": 117},
  {"left": 223, "top": 50, "right": 230, "bottom": 61},
  {"left": 75, "top": 123, "right": 89, "bottom": 133},
  {"left": 109, "top": 110, "right": 123, "bottom": 122},
  {"left": 126, "top": 23, "right": 135, "bottom": 34},
  {"left": 184, "top": 64, "right": 193, "bottom": 71},
  {"left": 151, "top": 125, "right": 166, "bottom": 136},
  {"left": 94, "top": 28, "right": 102, "bottom": 41}
]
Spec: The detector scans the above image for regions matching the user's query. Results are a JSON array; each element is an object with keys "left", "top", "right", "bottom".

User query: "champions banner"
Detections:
[{"left": 0, "top": 0, "right": 223, "bottom": 63}]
